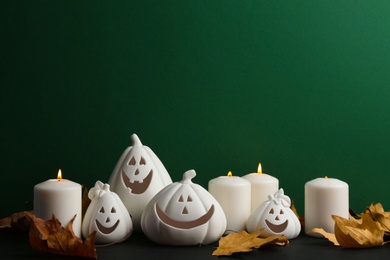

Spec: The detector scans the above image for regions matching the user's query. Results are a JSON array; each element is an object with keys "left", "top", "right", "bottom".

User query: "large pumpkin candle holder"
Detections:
[
  {"left": 246, "top": 189, "right": 301, "bottom": 239},
  {"left": 108, "top": 133, "right": 173, "bottom": 231},
  {"left": 141, "top": 169, "right": 227, "bottom": 246},
  {"left": 82, "top": 181, "right": 133, "bottom": 244}
]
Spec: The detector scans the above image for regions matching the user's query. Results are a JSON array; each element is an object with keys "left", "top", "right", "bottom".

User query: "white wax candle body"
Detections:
[
  {"left": 305, "top": 177, "right": 349, "bottom": 236},
  {"left": 208, "top": 176, "right": 251, "bottom": 232},
  {"left": 242, "top": 173, "right": 278, "bottom": 213},
  {"left": 34, "top": 179, "right": 82, "bottom": 237}
]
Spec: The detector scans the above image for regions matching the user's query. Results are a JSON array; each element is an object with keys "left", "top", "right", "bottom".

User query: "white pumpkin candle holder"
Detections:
[
  {"left": 141, "top": 169, "right": 227, "bottom": 246},
  {"left": 108, "top": 133, "right": 173, "bottom": 231},
  {"left": 246, "top": 189, "right": 301, "bottom": 239},
  {"left": 82, "top": 181, "right": 133, "bottom": 244}
]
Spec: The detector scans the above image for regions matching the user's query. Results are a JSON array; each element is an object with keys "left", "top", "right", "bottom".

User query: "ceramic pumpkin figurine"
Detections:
[
  {"left": 82, "top": 181, "right": 133, "bottom": 244},
  {"left": 108, "top": 134, "right": 172, "bottom": 230},
  {"left": 141, "top": 169, "right": 227, "bottom": 246},
  {"left": 246, "top": 189, "right": 301, "bottom": 239}
]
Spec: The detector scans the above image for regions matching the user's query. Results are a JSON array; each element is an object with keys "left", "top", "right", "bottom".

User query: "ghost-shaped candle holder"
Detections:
[
  {"left": 246, "top": 189, "right": 301, "bottom": 239},
  {"left": 82, "top": 181, "right": 133, "bottom": 244},
  {"left": 108, "top": 133, "right": 173, "bottom": 231},
  {"left": 141, "top": 169, "right": 227, "bottom": 246}
]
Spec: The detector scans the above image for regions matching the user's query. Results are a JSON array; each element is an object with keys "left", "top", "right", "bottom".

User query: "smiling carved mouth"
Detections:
[
  {"left": 155, "top": 204, "right": 215, "bottom": 229},
  {"left": 265, "top": 219, "right": 288, "bottom": 233},
  {"left": 96, "top": 219, "right": 120, "bottom": 234},
  {"left": 122, "top": 170, "right": 153, "bottom": 194}
]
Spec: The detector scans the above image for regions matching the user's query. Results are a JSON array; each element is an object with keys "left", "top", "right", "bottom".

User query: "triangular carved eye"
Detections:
[
  {"left": 280, "top": 209, "right": 284, "bottom": 214},
  {"left": 178, "top": 195, "right": 184, "bottom": 202},
  {"left": 128, "top": 157, "right": 136, "bottom": 166},
  {"left": 187, "top": 195, "right": 192, "bottom": 202},
  {"left": 269, "top": 208, "right": 274, "bottom": 214},
  {"left": 111, "top": 207, "right": 116, "bottom": 213},
  {"left": 100, "top": 207, "right": 105, "bottom": 213},
  {"left": 140, "top": 157, "right": 146, "bottom": 165}
]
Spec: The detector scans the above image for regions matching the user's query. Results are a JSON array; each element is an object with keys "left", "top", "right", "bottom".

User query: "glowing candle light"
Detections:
[{"left": 57, "top": 169, "right": 62, "bottom": 179}]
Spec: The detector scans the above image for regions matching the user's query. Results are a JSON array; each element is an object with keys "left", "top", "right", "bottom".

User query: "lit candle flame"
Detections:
[
  {"left": 257, "top": 163, "right": 262, "bottom": 174},
  {"left": 325, "top": 176, "right": 328, "bottom": 179},
  {"left": 57, "top": 169, "right": 62, "bottom": 179},
  {"left": 227, "top": 171, "right": 232, "bottom": 177}
]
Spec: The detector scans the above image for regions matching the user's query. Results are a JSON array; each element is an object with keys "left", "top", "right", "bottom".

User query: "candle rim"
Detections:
[
  {"left": 34, "top": 179, "right": 81, "bottom": 190},
  {"left": 305, "top": 177, "right": 348, "bottom": 188},
  {"left": 208, "top": 176, "right": 251, "bottom": 185},
  {"left": 242, "top": 173, "right": 278, "bottom": 180}
]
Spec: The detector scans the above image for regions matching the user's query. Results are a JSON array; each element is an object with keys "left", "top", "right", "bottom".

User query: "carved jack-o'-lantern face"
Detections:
[
  {"left": 82, "top": 181, "right": 133, "bottom": 244},
  {"left": 155, "top": 187, "right": 215, "bottom": 229},
  {"left": 122, "top": 154, "right": 153, "bottom": 195},
  {"left": 264, "top": 204, "right": 289, "bottom": 233},
  {"left": 95, "top": 205, "right": 121, "bottom": 234},
  {"left": 141, "top": 170, "right": 227, "bottom": 246},
  {"left": 246, "top": 189, "right": 301, "bottom": 239}
]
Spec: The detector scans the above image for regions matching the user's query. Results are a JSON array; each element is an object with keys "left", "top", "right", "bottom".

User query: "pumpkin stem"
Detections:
[
  {"left": 182, "top": 170, "right": 196, "bottom": 184},
  {"left": 131, "top": 133, "right": 143, "bottom": 147}
]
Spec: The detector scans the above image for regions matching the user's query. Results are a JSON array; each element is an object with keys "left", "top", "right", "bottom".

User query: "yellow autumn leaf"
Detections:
[
  {"left": 212, "top": 229, "right": 288, "bottom": 256},
  {"left": 308, "top": 228, "right": 339, "bottom": 246},
  {"left": 365, "top": 203, "right": 390, "bottom": 235},
  {"left": 333, "top": 214, "right": 384, "bottom": 248}
]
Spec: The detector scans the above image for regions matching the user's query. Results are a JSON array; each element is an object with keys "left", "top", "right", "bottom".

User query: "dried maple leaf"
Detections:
[
  {"left": 212, "top": 229, "right": 288, "bottom": 256},
  {"left": 365, "top": 203, "right": 390, "bottom": 236},
  {"left": 29, "top": 214, "right": 97, "bottom": 259},
  {"left": 333, "top": 214, "right": 384, "bottom": 248},
  {"left": 308, "top": 228, "right": 340, "bottom": 246},
  {"left": 0, "top": 211, "right": 33, "bottom": 232}
]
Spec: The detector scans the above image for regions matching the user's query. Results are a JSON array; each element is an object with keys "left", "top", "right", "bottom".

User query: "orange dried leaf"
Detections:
[
  {"left": 212, "top": 229, "right": 288, "bottom": 256},
  {"left": 29, "top": 214, "right": 97, "bottom": 259},
  {"left": 308, "top": 228, "right": 340, "bottom": 246},
  {"left": 365, "top": 203, "right": 390, "bottom": 235},
  {"left": 253, "top": 234, "right": 289, "bottom": 248},
  {"left": 333, "top": 214, "right": 384, "bottom": 248},
  {"left": 0, "top": 211, "right": 33, "bottom": 232}
]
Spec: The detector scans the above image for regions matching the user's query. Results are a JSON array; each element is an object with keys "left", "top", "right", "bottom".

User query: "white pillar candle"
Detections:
[
  {"left": 208, "top": 172, "right": 251, "bottom": 232},
  {"left": 305, "top": 177, "right": 349, "bottom": 237},
  {"left": 242, "top": 164, "right": 279, "bottom": 213},
  {"left": 34, "top": 169, "right": 82, "bottom": 237}
]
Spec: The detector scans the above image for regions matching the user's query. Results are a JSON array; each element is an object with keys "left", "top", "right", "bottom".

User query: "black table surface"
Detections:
[{"left": 1, "top": 229, "right": 389, "bottom": 260}]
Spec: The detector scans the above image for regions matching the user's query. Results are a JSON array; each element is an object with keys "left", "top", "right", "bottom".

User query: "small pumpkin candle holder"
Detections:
[
  {"left": 82, "top": 181, "right": 133, "bottom": 244},
  {"left": 246, "top": 189, "right": 301, "bottom": 239},
  {"left": 141, "top": 169, "right": 227, "bottom": 246},
  {"left": 108, "top": 133, "right": 173, "bottom": 231}
]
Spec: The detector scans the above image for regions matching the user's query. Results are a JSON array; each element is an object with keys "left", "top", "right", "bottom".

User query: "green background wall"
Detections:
[{"left": 2, "top": 1, "right": 390, "bottom": 217}]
